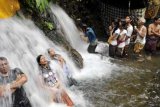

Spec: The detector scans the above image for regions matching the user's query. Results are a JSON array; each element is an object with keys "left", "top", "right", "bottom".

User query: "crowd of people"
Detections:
[
  {"left": 108, "top": 16, "right": 160, "bottom": 61},
  {"left": 78, "top": 16, "right": 160, "bottom": 61},
  {"left": 0, "top": 48, "right": 77, "bottom": 107}
]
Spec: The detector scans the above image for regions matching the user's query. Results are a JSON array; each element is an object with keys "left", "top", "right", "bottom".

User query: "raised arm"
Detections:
[
  {"left": 10, "top": 73, "right": 27, "bottom": 89},
  {"left": 136, "top": 26, "right": 147, "bottom": 38},
  {"left": 148, "top": 24, "right": 160, "bottom": 36}
]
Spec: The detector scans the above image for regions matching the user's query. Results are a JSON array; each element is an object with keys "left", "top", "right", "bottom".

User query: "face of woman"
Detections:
[
  {"left": 125, "top": 16, "right": 131, "bottom": 23},
  {"left": 40, "top": 55, "right": 47, "bottom": 65}
]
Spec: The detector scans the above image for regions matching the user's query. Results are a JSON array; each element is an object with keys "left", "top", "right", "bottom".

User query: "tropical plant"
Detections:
[{"left": 35, "top": 0, "right": 49, "bottom": 12}]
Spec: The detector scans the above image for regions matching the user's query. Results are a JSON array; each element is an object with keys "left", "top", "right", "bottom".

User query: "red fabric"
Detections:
[{"left": 61, "top": 90, "right": 74, "bottom": 106}]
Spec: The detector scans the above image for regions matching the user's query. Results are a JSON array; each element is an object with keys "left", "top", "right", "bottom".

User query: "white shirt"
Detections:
[
  {"left": 110, "top": 29, "right": 119, "bottom": 46},
  {"left": 118, "top": 29, "right": 127, "bottom": 48},
  {"left": 125, "top": 25, "right": 133, "bottom": 45},
  {"left": 135, "top": 26, "right": 146, "bottom": 45}
]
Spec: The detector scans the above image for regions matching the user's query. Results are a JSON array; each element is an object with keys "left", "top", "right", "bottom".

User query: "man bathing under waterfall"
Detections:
[{"left": 0, "top": 57, "right": 31, "bottom": 107}]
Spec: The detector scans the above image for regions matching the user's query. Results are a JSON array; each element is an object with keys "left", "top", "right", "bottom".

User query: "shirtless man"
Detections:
[{"left": 145, "top": 17, "right": 160, "bottom": 60}]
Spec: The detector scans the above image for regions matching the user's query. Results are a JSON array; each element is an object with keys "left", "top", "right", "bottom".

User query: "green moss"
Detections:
[{"left": 44, "top": 21, "right": 55, "bottom": 30}]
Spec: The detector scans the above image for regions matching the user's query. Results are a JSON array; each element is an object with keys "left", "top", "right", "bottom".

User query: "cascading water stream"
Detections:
[
  {"left": 50, "top": 4, "right": 87, "bottom": 51},
  {"left": 0, "top": 17, "right": 87, "bottom": 107},
  {"left": 50, "top": 4, "right": 117, "bottom": 79}
]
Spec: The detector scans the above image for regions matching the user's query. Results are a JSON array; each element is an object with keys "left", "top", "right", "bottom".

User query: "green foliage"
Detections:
[
  {"left": 44, "top": 21, "right": 55, "bottom": 30},
  {"left": 25, "top": 0, "right": 60, "bottom": 13},
  {"left": 35, "top": 0, "right": 49, "bottom": 13}
]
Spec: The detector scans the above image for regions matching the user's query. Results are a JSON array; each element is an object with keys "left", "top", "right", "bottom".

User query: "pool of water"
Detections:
[{"left": 76, "top": 55, "right": 160, "bottom": 107}]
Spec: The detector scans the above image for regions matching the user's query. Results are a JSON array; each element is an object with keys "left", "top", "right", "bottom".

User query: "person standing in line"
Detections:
[
  {"left": 134, "top": 17, "right": 147, "bottom": 62},
  {"left": 116, "top": 22, "right": 128, "bottom": 57},
  {"left": 124, "top": 16, "right": 133, "bottom": 57},
  {"left": 145, "top": 17, "right": 160, "bottom": 60}
]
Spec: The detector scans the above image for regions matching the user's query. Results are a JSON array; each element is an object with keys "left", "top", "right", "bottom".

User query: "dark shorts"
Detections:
[
  {"left": 109, "top": 44, "right": 116, "bottom": 57},
  {"left": 145, "top": 37, "right": 158, "bottom": 53},
  {"left": 13, "top": 88, "right": 32, "bottom": 107},
  {"left": 87, "top": 44, "right": 97, "bottom": 53},
  {"left": 13, "top": 99, "right": 31, "bottom": 107}
]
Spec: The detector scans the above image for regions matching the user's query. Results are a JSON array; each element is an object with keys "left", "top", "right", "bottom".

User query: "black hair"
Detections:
[
  {"left": 36, "top": 55, "right": 43, "bottom": 65},
  {"left": 154, "top": 17, "right": 160, "bottom": 21},
  {"left": 0, "top": 57, "right": 7, "bottom": 61},
  {"left": 48, "top": 48, "right": 51, "bottom": 54},
  {"left": 126, "top": 15, "right": 132, "bottom": 20},
  {"left": 117, "top": 20, "right": 126, "bottom": 29}
]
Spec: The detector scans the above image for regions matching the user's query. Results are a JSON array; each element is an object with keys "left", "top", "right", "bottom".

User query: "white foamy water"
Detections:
[
  {"left": 0, "top": 17, "right": 86, "bottom": 107},
  {"left": 50, "top": 4, "right": 118, "bottom": 80},
  {"left": 50, "top": 4, "right": 86, "bottom": 51}
]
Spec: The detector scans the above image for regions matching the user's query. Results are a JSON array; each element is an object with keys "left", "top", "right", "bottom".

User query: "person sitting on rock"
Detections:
[
  {"left": 48, "top": 48, "right": 77, "bottom": 86},
  {"left": 0, "top": 57, "right": 32, "bottom": 107},
  {"left": 36, "top": 55, "right": 74, "bottom": 107}
]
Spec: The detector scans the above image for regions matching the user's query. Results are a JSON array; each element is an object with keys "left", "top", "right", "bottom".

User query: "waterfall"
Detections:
[
  {"left": 0, "top": 17, "right": 87, "bottom": 107},
  {"left": 49, "top": 4, "right": 115, "bottom": 79},
  {"left": 50, "top": 4, "right": 86, "bottom": 51},
  {"left": 0, "top": 4, "right": 118, "bottom": 107}
]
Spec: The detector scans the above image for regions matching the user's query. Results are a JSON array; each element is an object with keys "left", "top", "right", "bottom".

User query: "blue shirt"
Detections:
[{"left": 85, "top": 27, "right": 97, "bottom": 44}]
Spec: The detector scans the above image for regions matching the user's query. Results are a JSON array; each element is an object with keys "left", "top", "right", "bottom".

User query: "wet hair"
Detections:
[
  {"left": 154, "top": 17, "right": 160, "bottom": 21},
  {"left": 126, "top": 15, "right": 132, "bottom": 20},
  {"left": 0, "top": 57, "right": 7, "bottom": 61},
  {"left": 48, "top": 48, "right": 51, "bottom": 54},
  {"left": 118, "top": 21, "right": 126, "bottom": 29},
  {"left": 82, "top": 23, "right": 87, "bottom": 29},
  {"left": 36, "top": 55, "right": 43, "bottom": 65}
]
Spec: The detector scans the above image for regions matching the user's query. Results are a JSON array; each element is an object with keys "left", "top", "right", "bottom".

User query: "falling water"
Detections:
[
  {"left": 50, "top": 4, "right": 122, "bottom": 107},
  {"left": 50, "top": 4, "right": 86, "bottom": 51},
  {"left": 0, "top": 17, "right": 87, "bottom": 107},
  {"left": 50, "top": 4, "right": 116, "bottom": 79}
]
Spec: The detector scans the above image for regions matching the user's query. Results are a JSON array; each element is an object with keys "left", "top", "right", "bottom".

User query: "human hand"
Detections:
[
  {"left": 109, "top": 26, "right": 112, "bottom": 31},
  {"left": 0, "top": 87, "right": 4, "bottom": 96},
  {"left": 134, "top": 26, "right": 138, "bottom": 32},
  {"left": 0, "top": 85, "right": 7, "bottom": 97}
]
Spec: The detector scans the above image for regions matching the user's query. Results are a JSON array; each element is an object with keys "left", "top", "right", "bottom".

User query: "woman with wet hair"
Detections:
[
  {"left": 36, "top": 55, "right": 74, "bottom": 107},
  {"left": 116, "top": 21, "right": 128, "bottom": 57}
]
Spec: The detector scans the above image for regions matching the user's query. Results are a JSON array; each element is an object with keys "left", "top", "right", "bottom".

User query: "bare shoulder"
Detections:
[
  {"left": 143, "top": 26, "right": 147, "bottom": 30},
  {"left": 149, "top": 23, "right": 154, "bottom": 28}
]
